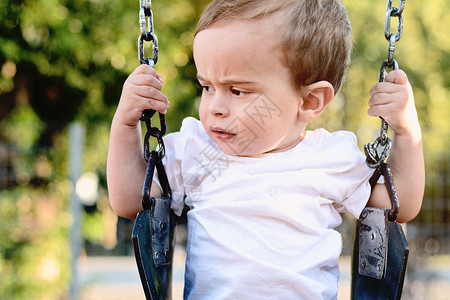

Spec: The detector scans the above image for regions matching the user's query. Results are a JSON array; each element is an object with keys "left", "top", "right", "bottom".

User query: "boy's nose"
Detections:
[{"left": 209, "top": 94, "right": 230, "bottom": 117}]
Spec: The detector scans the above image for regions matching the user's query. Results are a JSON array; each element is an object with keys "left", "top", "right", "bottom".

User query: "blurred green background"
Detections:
[{"left": 0, "top": 0, "right": 448, "bottom": 299}]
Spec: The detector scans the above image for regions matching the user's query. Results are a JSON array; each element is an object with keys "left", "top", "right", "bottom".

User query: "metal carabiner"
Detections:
[{"left": 364, "top": 136, "right": 392, "bottom": 169}]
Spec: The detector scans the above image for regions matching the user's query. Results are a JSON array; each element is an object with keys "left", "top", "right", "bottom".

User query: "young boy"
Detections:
[{"left": 107, "top": 0, "right": 424, "bottom": 298}]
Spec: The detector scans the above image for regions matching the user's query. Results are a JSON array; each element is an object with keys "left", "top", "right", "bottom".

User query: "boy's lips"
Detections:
[{"left": 210, "top": 126, "right": 236, "bottom": 140}]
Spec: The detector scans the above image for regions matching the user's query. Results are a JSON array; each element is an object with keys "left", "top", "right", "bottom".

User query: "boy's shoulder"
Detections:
[
  {"left": 179, "top": 117, "right": 203, "bottom": 134},
  {"left": 178, "top": 117, "right": 209, "bottom": 142},
  {"left": 164, "top": 117, "right": 211, "bottom": 149},
  {"left": 303, "top": 128, "right": 363, "bottom": 165},
  {"left": 306, "top": 128, "right": 358, "bottom": 145}
]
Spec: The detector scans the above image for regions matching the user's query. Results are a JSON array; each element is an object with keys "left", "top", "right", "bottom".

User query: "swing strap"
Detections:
[
  {"left": 352, "top": 208, "right": 409, "bottom": 300},
  {"left": 132, "top": 97, "right": 175, "bottom": 300},
  {"left": 133, "top": 139, "right": 174, "bottom": 300},
  {"left": 352, "top": 164, "right": 408, "bottom": 300},
  {"left": 359, "top": 162, "right": 400, "bottom": 279}
]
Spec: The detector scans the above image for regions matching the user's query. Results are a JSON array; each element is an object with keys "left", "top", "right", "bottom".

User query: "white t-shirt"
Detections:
[{"left": 160, "top": 117, "right": 374, "bottom": 299}]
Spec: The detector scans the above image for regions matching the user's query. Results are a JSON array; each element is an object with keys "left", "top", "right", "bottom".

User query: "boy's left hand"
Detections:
[
  {"left": 367, "top": 69, "right": 424, "bottom": 222},
  {"left": 368, "top": 69, "right": 421, "bottom": 141}
]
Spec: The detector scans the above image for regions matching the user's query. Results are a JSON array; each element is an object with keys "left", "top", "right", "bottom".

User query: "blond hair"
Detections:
[{"left": 196, "top": 0, "right": 352, "bottom": 93}]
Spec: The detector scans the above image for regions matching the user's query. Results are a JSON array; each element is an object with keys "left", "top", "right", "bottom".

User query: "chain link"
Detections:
[
  {"left": 384, "top": 0, "right": 405, "bottom": 42},
  {"left": 381, "top": 0, "right": 405, "bottom": 80},
  {"left": 365, "top": 0, "right": 406, "bottom": 169},
  {"left": 138, "top": 0, "right": 159, "bottom": 66}
]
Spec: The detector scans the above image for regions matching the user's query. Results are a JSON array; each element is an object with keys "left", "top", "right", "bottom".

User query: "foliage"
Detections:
[
  {"left": 0, "top": 184, "right": 71, "bottom": 299},
  {"left": 0, "top": 0, "right": 448, "bottom": 298}
]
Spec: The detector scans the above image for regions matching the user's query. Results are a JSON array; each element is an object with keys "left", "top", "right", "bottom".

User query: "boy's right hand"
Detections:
[{"left": 116, "top": 64, "right": 170, "bottom": 127}]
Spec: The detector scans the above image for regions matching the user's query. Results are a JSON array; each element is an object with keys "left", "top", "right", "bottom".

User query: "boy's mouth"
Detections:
[{"left": 210, "top": 127, "right": 236, "bottom": 140}]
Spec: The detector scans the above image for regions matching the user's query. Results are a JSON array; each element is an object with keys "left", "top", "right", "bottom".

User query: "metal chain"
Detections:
[
  {"left": 364, "top": 0, "right": 406, "bottom": 169},
  {"left": 138, "top": 0, "right": 166, "bottom": 163},
  {"left": 139, "top": 0, "right": 159, "bottom": 66}
]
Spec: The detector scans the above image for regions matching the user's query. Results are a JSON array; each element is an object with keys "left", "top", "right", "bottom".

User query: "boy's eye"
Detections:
[
  {"left": 231, "top": 88, "right": 247, "bottom": 96},
  {"left": 197, "top": 83, "right": 214, "bottom": 93}
]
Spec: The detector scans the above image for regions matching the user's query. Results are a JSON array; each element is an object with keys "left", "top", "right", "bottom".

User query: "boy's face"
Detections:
[{"left": 194, "top": 18, "right": 307, "bottom": 156}]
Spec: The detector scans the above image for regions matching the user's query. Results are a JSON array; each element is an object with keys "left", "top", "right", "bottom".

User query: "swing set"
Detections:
[{"left": 131, "top": 0, "right": 409, "bottom": 299}]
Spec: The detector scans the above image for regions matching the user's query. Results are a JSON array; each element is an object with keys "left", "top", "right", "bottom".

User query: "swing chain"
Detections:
[
  {"left": 384, "top": 0, "right": 405, "bottom": 42},
  {"left": 137, "top": 0, "right": 167, "bottom": 165},
  {"left": 364, "top": 0, "right": 406, "bottom": 169},
  {"left": 139, "top": 0, "right": 159, "bottom": 66},
  {"left": 141, "top": 110, "right": 166, "bottom": 161},
  {"left": 383, "top": 0, "right": 405, "bottom": 68}
]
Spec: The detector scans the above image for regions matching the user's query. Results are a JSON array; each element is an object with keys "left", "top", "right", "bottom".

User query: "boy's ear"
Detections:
[{"left": 298, "top": 81, "right": 334, "bottom": 123}]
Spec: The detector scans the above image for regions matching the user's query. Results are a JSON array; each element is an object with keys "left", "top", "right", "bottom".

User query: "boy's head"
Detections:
[{"left": 197, "top": 0, "right": 353, "bottom": 94}]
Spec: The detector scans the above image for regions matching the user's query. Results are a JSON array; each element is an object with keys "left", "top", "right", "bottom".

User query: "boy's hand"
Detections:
[
  {"left": 367, "top": 69, "right": 424, "bottom": 222},
  {"left": 368, "top": 69, "right": 420, "bottom": 141},
  {"left": 116, "top": 64, "right": 170, "bottom": 127},
  {"left": 108, "top": 64, "right": 168, "bottom": 218}
]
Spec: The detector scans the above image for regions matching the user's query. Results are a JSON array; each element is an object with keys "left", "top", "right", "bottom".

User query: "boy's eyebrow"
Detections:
[
  {"left": 196, "top": 74, "right": 208, "bottom": 82},
  {"left": 196, "top": 74, "right": 255, "bottom": 85}
]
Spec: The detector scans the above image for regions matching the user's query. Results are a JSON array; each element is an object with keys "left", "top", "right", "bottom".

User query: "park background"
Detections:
[{"left": 0, "top": 0, "right": 448, "bottom": 299}]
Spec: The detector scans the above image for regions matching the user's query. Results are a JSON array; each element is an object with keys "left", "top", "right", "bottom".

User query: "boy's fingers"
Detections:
[
  {"left": 128, "top": 91, "right": 168, "bottom": 114},
  {"left": 132, "top": 64, "right": 163, "bottom": 82},
  {"left": 369, "top": 71, "right": 409, "bottom": 96},
  {"left": 131, "top": 73, "right": 164, "bottom": 91},
  {"left": 144, "top": 98, "right": 169, "bottom": 114},
  {"left": 369, "top": 82, "right": 405, "bottom": 97},
  {"left": 369, "top": 93, "right": 390, "bottom": 106},
  {"left": 133, "top": 64, "right": 154, "bottom": 74},
  {"left": 134, "top": 86, "right": 169, "bottom": 106},
  {"left": 383, "top": 69, "right": 408, "bottom": 85}
]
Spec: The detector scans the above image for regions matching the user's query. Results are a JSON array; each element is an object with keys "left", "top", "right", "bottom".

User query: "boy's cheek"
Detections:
[{"left": 240, "top": 93, "right": 284, "bottom": 129}]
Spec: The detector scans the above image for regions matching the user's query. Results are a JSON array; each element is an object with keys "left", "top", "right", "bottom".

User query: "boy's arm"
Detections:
[
  {"left": 366, "top": 70, "right": 425, "bottom": 223},
  {"left": 107, "top": 64, "right": 169, "bottom": 219}
]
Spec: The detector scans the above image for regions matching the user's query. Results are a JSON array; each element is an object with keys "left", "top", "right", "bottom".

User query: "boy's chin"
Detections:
[{"left": 217, "top": 143, "right": 262, "bottom": 157}]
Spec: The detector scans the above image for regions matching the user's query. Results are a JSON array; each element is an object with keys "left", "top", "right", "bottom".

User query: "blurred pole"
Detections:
[{"left": 69, "top": 122, "right": 85, "bottom": 300}]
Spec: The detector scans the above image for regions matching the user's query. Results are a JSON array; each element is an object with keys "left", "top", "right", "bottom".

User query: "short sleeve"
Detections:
[
  {"left": 153, "top": 117, "right": 208, "bottom": 216},
  {"left": 327, "top": 131, "right": 376, "bottom": 219}
]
